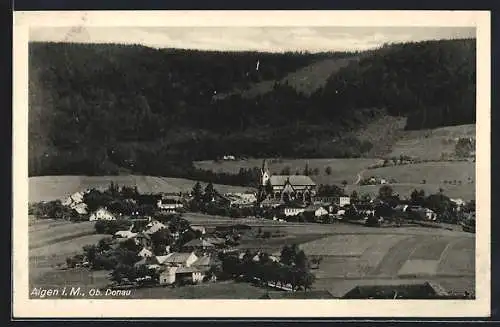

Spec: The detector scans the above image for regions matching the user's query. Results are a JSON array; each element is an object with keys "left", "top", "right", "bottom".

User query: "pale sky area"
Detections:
[{"left": 30, "top": 26, "right": 475, "bottom": 52}]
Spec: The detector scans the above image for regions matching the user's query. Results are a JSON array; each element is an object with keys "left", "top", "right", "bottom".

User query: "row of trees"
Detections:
[{"left": 219, "top": 244, "right": 315, "bottom": 291}]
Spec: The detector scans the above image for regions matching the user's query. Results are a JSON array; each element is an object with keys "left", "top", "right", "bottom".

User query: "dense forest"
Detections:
[{"left": 29, "top": 39, "right": 476, "bottom": 176}]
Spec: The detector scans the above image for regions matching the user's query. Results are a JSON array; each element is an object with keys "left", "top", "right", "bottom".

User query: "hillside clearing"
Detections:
[
  {"left": 215, "top": 56, "right": 360, "bottom": 100},
  {"left": 194, "top": 158, "right": 382, "bottom": 185},
  {"left": 365, "top": 161, "right": 474, "bottom": 183},
  {"left": 347, "top": 183, "right": 475, "bottom": 201},
  {"left": 29, "top": 175, "right": 253, "bottom": 203},
  {"left": 389, "top": 124, "right": 476, "bottom": 160}
]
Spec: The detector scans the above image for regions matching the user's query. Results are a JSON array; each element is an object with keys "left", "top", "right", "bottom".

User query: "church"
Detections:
[{"left": 260, "top": 160, "right": 317, "bottom": 203}]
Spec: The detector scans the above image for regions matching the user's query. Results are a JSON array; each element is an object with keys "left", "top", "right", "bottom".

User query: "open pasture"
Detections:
[
  {"left": 348, "top": 182, "right": 475, "bottom": 201},
  {"left": 300, "top": 234, "right": 387, "bottom": 257},
  {"left": 29, "top": 175, "right": 253, "bottom": 203},
  {"left": 364, "top": 161, "right": 475, "bottom": 184},
  {"left": 30, "top": 220, "right": 96, "bottom": 249},
  {"left": 388, "top": 124, "right": 475, "bottom": 161},
  {"left": 194, "top": 158, "right": 382, "bottom": 185},
  {"left": 310, "top": 232, "right": 475, "bottom": 295}
]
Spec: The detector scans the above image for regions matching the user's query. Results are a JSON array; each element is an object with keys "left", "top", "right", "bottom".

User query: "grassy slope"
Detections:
[
  {"left": 28, "top": 217, "right": 475, "bottom": 297},
  {"left": 216, "top": 56, "right": 361, "bottom": 100},
  {"left": 194, "top": 158, "right": 383, "bottom": 185},
  {"left": 29, "top": 175, "right": 254, "bottom": 203},
  {"left": 388, "top": 124, "right": 476, "bottom": 160}
]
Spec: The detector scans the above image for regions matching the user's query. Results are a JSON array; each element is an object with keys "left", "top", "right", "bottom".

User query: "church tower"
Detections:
[{"left": 261, "top": 159, "right": 271, "bottom": 186}]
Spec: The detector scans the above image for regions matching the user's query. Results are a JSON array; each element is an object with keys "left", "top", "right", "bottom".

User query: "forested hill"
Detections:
[{"left": 29, "top": 39, "right": 475, "bottom": 177}]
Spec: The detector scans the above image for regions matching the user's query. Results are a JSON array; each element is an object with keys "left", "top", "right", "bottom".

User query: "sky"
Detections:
[{"left": 30, "top": 26, "right": 476, "bottom": 52}]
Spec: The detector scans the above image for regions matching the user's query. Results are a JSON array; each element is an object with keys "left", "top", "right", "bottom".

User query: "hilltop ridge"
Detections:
[{"left": 29, "top": 39, "right": 476, "bottom": 177}]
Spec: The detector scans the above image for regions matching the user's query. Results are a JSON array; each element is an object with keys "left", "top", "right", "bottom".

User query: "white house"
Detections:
[
  {"left": 72, "top": 202, "right": 88, "bottom": 215},
  {"left": 283, "top": 206, "right": 306, "bottom": 217},
  {"left": 157, "top": 252, "right": 198, "bottom": 268},
  {"left": 159, "top": 266, "right": 207, "bottom": 285},
  {"left": 114, "top": 230, "right": 137, "bottom": 239},
  {"left": 191, "top": 225, "right": 206, "bottom": 235},
  {"left": 138, "top": 247, "right": 153, "bottom": 258},
  {"left": 89, "top": 208, "right": 116, "bottom": 221},
  {"left": 157, "top": 196, "right": 184, "bottom": 211},
  {"left": 62, "top": 191, "right": 87, "bottom": 207},
  {"left": 159, "top": 267, "right": 177, "bottom": 285},
  {"left": 304, "top": 205, "right": 329, "bottom": 217},
  {"left": 145, "top": 221, "right": 167, "bottom": 235},
  {"left": 338, "top": 196, "right": 351, "bottom": 207},
  {"left": 451, "top": 198, "right": 465, "bottom": 207}
]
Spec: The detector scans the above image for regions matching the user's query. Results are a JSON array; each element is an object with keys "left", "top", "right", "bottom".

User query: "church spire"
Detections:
[{"left": 261, "top": 159, "right": 270, "bottom": 186}]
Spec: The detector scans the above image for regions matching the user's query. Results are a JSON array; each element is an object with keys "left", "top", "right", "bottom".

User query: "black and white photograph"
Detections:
[{"left": 13, "top": 10, "right": 490, "bottom": 318}]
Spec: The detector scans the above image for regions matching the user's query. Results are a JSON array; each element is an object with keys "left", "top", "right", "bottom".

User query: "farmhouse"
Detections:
[
  {"left": 303, "top": 204, "right": 329, "bottom": 219},
  {"left": 72, "top": 202, "right": 88, "bottom": 215},
  {"left": 222, "top": 193, "right": 257, "bottom": 208},
  {"left": 144, "top": 220, "right": 166, "bottom": 235},
  {"left": 159, "top": 266, "right": 208, "bottom": 285},
  {"left": 89, "top": 207, "right": 116, "bottom": 221},
  {"left": 114, "top": 230, "right": 137, "bottom": 239},
  {"left": 160, "top": 252, "right": 199, "bottom": 268},
  {"left": 138, "top": 247, "right": 153, "bottom": 258},
  {"left": 191, "top": 225, "right": 206, "bottom": 235},
  {"left": 282, "top": 204, "right": 306, "bottom": 217},
  {"left": 157, "top": 195, "right": 184, "bottom": 211},
  {"left": 260, "top": 160, "right": 316, "bottom": 203}
]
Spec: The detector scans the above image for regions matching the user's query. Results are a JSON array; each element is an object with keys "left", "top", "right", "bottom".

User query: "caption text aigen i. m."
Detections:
[{"left": 30, "top": 287, "right": 132, "bottom": 298}]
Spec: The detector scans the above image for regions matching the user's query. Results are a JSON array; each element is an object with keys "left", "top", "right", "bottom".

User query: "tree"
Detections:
[
  {"left": 82, "top": 244, "right": 99, "bottom": 268},
  {"left": 109, "top": 263, "right": 135, "bottom": 285},
  {"left": 295, "top": 250, "right": 309, "bottom": 270},
  {"left": 312, "top": 168, "right": 320, "bottom": 176},
  {"left": 350, "top": 190, "right": 359, "bottom": 202},
  {"left": 97, "top": 237, "right": 113, "bottom": 252},
  {"left": 296, "top": 269, "right": 315, "bottom": 292},
  {"left": 410, "top": 189, "right": 426, "bottom": 206},
  {"left": 192, "top": 182, "right": 203, "bottom": 201},
  {"left": 303, "top": 163, "right": 310, "bottom": 176},
  {"left": 325, "top": 166, "right": 332, "bottom": 175},
  {"left": 281, "top": 166, "right": 291, "bottom": 175},
  {"left": 265, "top": 179, "right": 273, "bottom": 197},
  {"left": 150, "top": 228, "right": 174, "bottom": 255},
  {"left": 203, "top": 182, "right": 216, "bottom": 202},
  {"left": 378, "top": 185, "right": 393, "bottom": 199},
  {"left": 361, "top": 193, "right": 372, "bottom": 202},
  {"left": 280, "top": 245, "right": 294, "bottom": 266}
]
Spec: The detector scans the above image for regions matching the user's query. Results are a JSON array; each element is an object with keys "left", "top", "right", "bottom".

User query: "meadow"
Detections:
[
  {"left": 347, "top": 160, "right": 476, "bottom": 200},
  {"left": 194, "top": 158, "right": 383, "bottom": 185},
  {"left": 27, "top": 215, "right": 475, "bottom": 298},
  {"left": 29, "top": 175, "right": 253, "bottom": 203},
  {"left": 388, "top": 124, "right": 476, "bottom": 161}
]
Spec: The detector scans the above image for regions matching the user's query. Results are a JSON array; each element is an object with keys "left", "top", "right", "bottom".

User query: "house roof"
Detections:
[
  {"left": 193, "top": 256, "right": 212, "bottom": 266},
  {"left": 175, "top": 266, "right": 209, "bottom": 274},
  {"left": 184, "top": 239, "right": 215, "bottom": 248},
  {"left": 270, "top": 175, "right": 316, "bottom": 186},
  {"left": 261, "top": 290, "right": 335, "bottom": 299},
  {"left": 204, "top": 237, "right": 226, "bottom": 245},
  {"left": 304, "top": 204, "right": 327, "bottom": 212},
  {"left": 162, "top": 252, "right": 196, "bottom": 264},
  {"left": 342, "top": 282, "right": 448, "bottom": 299}
]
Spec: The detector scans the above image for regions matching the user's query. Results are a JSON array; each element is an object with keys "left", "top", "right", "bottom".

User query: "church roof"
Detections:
[{"left": 270, "top": 175, "right": 316, "bottom": 186}]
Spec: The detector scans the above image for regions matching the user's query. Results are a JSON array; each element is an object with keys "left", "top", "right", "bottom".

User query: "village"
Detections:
[{"left": 29, "top": 159, "right": 476, "bottom": 298}]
